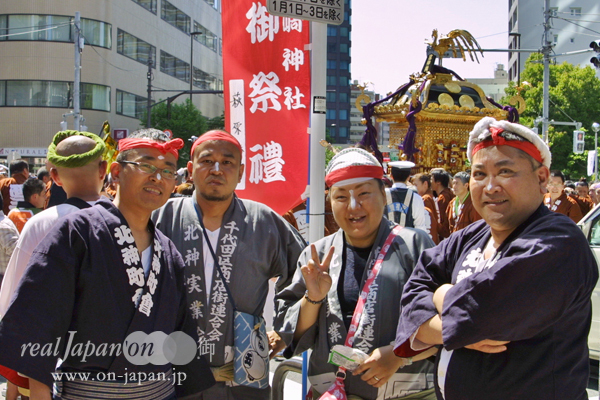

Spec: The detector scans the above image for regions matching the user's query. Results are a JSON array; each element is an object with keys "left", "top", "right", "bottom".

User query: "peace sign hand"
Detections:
[{"left": 301, "top": 244, "right": 334, "bottom": 303}]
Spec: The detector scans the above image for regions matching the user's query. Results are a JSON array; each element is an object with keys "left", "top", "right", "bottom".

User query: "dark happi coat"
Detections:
[
  {"left": 395, "top": 205, "right": 598, "bottom": 400},
  {"left": 0, "top": 198, "right": 213, "bottom": 396}
]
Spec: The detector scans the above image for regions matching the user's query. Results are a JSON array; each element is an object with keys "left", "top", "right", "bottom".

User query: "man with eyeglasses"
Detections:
[
  {"left": 0, "top": 129, "right": 214, "bottom": 399},
  {"left": 153, "top": 130, "right": 305, "bottom": 400}
]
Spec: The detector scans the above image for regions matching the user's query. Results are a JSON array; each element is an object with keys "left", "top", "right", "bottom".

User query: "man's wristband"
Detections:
[{"left": 304, "top": 291, "right": 326, "bottom": 305}]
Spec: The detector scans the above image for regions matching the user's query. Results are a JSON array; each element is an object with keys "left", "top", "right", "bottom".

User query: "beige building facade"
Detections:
[{"left": 0, "top": 0, "right": 224, "bottom": 162}]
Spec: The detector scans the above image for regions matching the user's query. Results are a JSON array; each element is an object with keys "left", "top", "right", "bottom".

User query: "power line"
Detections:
[
  {"left": 78, "top": 30, "right": 139, "bottom": 73},
  {"left": 555, "top": 17, "right": 600, "bottom": 36}
]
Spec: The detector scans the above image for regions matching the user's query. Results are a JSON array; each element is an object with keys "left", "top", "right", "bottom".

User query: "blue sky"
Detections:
[{"left": 351, "top": 0, "right": 510, "bottom": 95}]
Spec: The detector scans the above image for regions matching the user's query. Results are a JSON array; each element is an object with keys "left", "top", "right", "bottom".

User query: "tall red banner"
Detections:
[{"left": 222, "top": 0, "right": 311, "bottom": 215}]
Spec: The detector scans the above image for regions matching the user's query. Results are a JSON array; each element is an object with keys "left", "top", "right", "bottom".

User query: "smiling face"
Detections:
[
  {"left": 330, "top": 179, "right": 386, "bottom": 248},
  {"left": 470, "top": 146, "right": 549, "bottom": 242},
  {"left": 547, "top": 176, "right": 565, "bottom": 199},
  {"left": 414, "top": 178, "right": 429, "bottom": 196},
  {"left": 188, "top": 140, "right": 244, "bottom": 204},
  {"left": 112, "top": 147, "right": 177, "bottom": 216}
]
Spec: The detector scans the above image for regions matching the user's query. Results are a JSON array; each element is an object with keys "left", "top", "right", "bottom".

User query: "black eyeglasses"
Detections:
[{"left": 119, "top": 161, "right": 177, "bottom": 180}]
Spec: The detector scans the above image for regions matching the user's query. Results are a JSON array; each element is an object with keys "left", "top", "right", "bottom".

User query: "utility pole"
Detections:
[
  {"left": 541, "top": 0, "right": 552, "bottom": 144},
  {"left": 73, "top": 12, "right": 82, "bottom": 131},
  {"left": 146, "top": 51, "right": 153, "bottom": 128}
]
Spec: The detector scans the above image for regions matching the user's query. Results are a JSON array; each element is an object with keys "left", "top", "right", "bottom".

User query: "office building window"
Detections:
[
  {"left": 549, "top": 7, "right": 558, "bottom": 16},
  {"left": 327, "top": 92, "right": 336, "bottom": 102},
  {"left": 193, "top": 67, "right": 218, "bottom": 90},
  {"left": 326, "top": 109, "right": 336, "bottom": 119},
  {"left": 340, "top": 27, "right": 348, "bottom": 37},
  {"left": 205, "top": 0, "right": 219, "bottom": 11},
  {"left": 161, "top": 51, "right": 190, "bottom": 83},
  {"left": 0, "top": 15, "right": 111, "bottom": 48},
  {"left": 132, "top": 0, "right": 157, "bottom": 14},
  {"left": 327, "top": 60, "right": 337, "bottom": 69},
  {"left": 161, "top": 0, "right": 190, "bottom": 34},
  {"left": 340, "top": 60, "right": 349, "bottom": 71},
  {"left": 340, "top": 43, "right": 349, "bottom": 53},
  {"left": 0, "top": 80, "right": 109, "bottom": 111},
  {"left": 193, "top": 22, "right": 218, "bottom": 52},
  {"left": 570, "top": 7, "right": 581, "bottom": 16},
  {"left": 339, "top": 109, "right": 348, "bottom": 119},
  {"left": 338, "top": 127, "right": 348, "bottom": 137},
  {"left": 327, "top": 43, "right": 336, "bottom": 53},
  {"left": 81, "top": 83, "right": 110, "bottom": 111},
  {"left": 338, "top": 92, "right": 348, "bottom": 102},
  {"left": 116, "top": 89, "right": 147, "bottom": 119},
  {"left": 327, "top": 26, "right": 337, "bottom": 36},
  {"left": 326, "top": 75, "right": 337, "bottom": 86},
  {"left": 117, "top": 29, "right": 156, "bottom": 66}
]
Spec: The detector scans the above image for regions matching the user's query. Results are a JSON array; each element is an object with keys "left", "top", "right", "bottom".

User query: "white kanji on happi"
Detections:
[
  {"left": 282, "top": 48, "right": 304, "bottom": 71},
  {"left": 114, "top": 225, "right": 135, "bottom": 245},
  {"left": 132, "top": 288, "right": 143, "bottom": 305},
  {"left": 282, "top": 17, "right": 302, "bottom": 33},
  {"left": 147, "top": 272, "right": 158, "bottom": 295},
  {"left": 121, "top": 245, "right": 140, "bottom": 266},
  {"left": 138, "top": 293, "right": 154, "bottom": 316},
  {"left": 126, "top": 267, "right": 145, "bottom": 287},
  {"left": 249, "top": 141, "right": 286, "bottom": 184},
  {"left": 283, "top": 86, "right": 306, "bottom": 110},
  {"left": 152, "top": 254, "right": 161, "bottom": 274},
  {"left": 190, "top": 300, "right": 204, "bottom": 320},
  {"left": 184, "top": 224, "right": 200, "bottom": 241},
  {"left": 187, "top": 274, "right": 202, "bottom": 293},
  {"left": 245, "top": 2, "right": 279, "bottom": 44},
  {"left": 248, "top": 72, "right": 282, "bottom": 113},
  {"left": 328, "top": 322, "right": 342, "bottom": 343},
  {"left": 185, "top": 247, "right": 201, "bottom": 266}
]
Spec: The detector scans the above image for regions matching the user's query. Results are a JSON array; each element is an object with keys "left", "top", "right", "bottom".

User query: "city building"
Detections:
[
  {"left": 325, "top": 0, "right": 351, "bottom": 145},
  {"left": 508, "top": 0, "right": 600, "bottom": 82},
  {"left": 468, "top": 64, "right": 509, "bottom": 103},
  {"left": 0, "top": 0, "right": 224, "bottom": 166}
]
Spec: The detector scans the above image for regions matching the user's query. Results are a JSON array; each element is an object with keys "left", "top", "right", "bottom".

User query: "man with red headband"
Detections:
[
  {"left": 0, "top": 129, "right": 214, "bottom": 399},
  {"left": 394, "top": 117, "right": 598, "bottom": 400},
  {"left": 152, "top": 129, "right": 305, "bottom": 400}
]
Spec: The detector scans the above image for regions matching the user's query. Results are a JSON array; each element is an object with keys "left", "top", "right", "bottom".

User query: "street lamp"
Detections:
[
  {"left": 593, "top": 122, "right": 600, "bottom": 180},
  {"left": 190, "top": 31, "right": 203, "bottom": 103}
]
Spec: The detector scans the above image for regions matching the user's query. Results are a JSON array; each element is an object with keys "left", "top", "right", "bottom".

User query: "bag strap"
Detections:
[
  {"left": 385, "top": 188, "right": 394, "bottom": 221},
  {"left": 192, "top": 201, "right": 238, "bottom": 311}
]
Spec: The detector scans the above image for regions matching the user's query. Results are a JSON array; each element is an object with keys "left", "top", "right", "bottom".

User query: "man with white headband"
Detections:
[
  {"left": 394, "top": 117, "right": 598, "bottom": 400},
  {"left": 277, "top": 148, "right": 437, "bottom": 400},
  {"left": 0, "top": 129, "right": 214, "bottom": 399}
]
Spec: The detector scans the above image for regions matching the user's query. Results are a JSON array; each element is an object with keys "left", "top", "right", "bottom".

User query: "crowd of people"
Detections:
[{"left": 0, "top": 116, "right": 596, "bottom": 400}]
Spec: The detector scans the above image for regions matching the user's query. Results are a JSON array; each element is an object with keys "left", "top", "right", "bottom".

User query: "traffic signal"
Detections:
[
  {"left": 591, "top": 40, "right": 600, "bottom": 68},
  {"left": 573, "top": 130, "right": 585, "bottom": 154}
]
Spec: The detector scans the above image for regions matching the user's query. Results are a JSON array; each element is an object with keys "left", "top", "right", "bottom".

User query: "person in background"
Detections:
[
  {"left": 7, "top": 178, "right": 47, "bottom": 232},
  {"left": 574, "top": 179, "right": 594, "bottom": 216},
  {"left": 544, "top": 170, "right": 583, "bottom": 223},
  {"left": 385, "top": 161, "right": 430, "bottom": 235},
  {"left": 590, "top": 183, "right": 600, "bottom": 205},
  {"left": 36, "top": 167, "right": 50, "bottom": 184},
  {"left": 430, "top": 168, "right": 454, "bottom": 241},
  {"left": 447, "top": 171, "right": 481, "bottom": 233},
  {"left": 277, "top": 148, "right": 437, "bottom": 400},
  {"left": 0, "top": 160, "right": 29, "bottom": 214},
  {"left": 413, "top": 173, "right": 440, "bottom": 244}
]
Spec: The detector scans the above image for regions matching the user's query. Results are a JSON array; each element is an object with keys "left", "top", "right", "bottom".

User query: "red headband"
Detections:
[
  {"left": 325, "top": 165, "right": 383, "bottom": 188},
  {"left": 471, "top": 127, "right": 543, "bottom": 165},
  {"left": 191, "top": 131, "right": 243, "bottom": 158},
  {"left": 118, "top": 138, "right": 184, "bottom": 158}
]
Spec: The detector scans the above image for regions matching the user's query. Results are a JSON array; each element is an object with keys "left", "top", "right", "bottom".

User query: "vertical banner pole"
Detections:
[{"left": 307, "top": 21, "right": 327, "bottom": 245}]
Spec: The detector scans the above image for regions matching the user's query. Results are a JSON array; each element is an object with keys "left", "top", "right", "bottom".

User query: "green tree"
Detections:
[
  {"left": 207, "top": 113, "right": 225, "bottom": 131},
  {"left": 140, "top": 99, "right": 208, "bottom": 168},
  {"left": 501, "top": 53, "right": 600, "bottom": 179}
]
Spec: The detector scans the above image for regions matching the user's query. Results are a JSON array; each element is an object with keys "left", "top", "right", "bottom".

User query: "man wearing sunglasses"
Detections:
[{"left": 0, "top": 129, "right": 214, "bottom": 399}]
